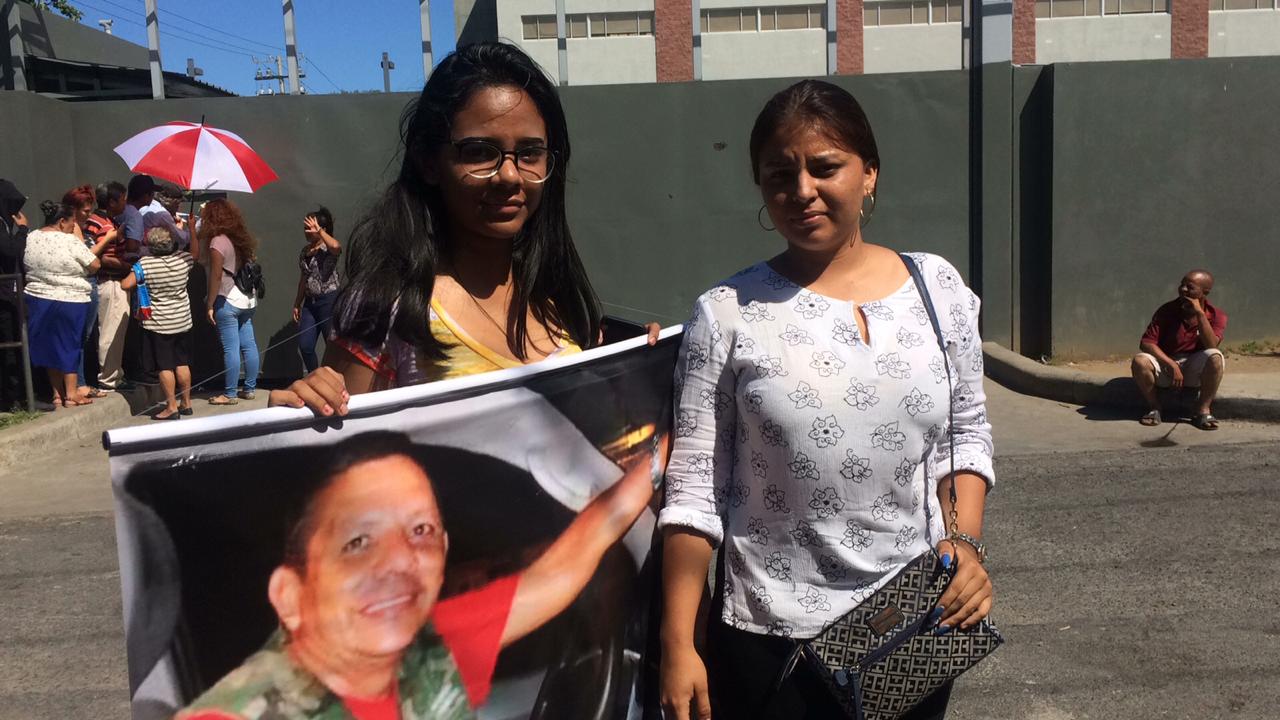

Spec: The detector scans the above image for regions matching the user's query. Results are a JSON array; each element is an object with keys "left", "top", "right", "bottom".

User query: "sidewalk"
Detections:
[
  {"left": 983, "top": 342, "right": 1280, "bottom": 422},
  {"left": 0, "top": 387, "right": 268, "bottom": 475}
]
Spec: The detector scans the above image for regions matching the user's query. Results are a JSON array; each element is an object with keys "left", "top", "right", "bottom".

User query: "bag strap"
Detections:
[{"left": 898, "top": 253, "right": 958, "bottom": 538}]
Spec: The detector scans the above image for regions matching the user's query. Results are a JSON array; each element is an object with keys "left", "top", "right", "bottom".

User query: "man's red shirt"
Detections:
[{"left": 1140, "top": 299, "right": 1227, "bottom": 355}]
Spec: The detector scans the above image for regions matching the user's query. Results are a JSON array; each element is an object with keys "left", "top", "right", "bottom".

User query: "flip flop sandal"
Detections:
[
  {"left": 62, "top": 397, "right": 93, "bottom": 407},
  {"left": 82, "top": 388, "right": 109, "bottom": 399},
  {"left": 1139, "top": 410, "right": 1161, "bottom": 427},
  {"left": 1191, "top": 413, "right": 1219, "bottom": 431},
  {"left": 179, "top": 406, "right": 194, "bottom": 416},
  {"left": 207, "top": 395, "right": 238, "bottom": 406}
]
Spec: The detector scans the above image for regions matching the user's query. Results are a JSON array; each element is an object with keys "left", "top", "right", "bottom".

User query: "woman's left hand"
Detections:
[
  {"left": 206, "top": 307, "right": 216, "bottom": 326},
  {"left": 934, "top": 539, "right": 993, "bottom": 632},
  {"left": 644, "top": 322, "right": 661, "bottom": 346}
]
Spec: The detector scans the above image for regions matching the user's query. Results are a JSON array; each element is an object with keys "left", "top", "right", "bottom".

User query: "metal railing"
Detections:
[{"left": 0, "top": 273, "right": 37, "bottom": 413}]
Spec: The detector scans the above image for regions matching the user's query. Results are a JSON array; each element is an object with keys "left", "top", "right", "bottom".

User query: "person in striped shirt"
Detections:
[{"left": 121, "top": 227, "right": 197, "bottom": 420}]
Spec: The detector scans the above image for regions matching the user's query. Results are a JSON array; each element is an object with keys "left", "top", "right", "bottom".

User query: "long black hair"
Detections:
[{"left": 333, "top": 41, "right": 602, "bottom": 362}]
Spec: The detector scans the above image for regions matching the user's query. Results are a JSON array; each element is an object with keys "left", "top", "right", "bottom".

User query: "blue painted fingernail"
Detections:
[
  {"left": 934, "top": 625, "right": 952, "bottom": 636},
  {"left": 941, "top": 554, "right": 952, "bottom": 570},
  {"left": 931, "top": 607, "right": 944, "bottom": 620}
]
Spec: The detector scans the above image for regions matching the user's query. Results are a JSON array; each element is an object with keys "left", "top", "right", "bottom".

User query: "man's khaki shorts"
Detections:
[{"left": 1136, "top": 348, "right": 1225, "bottom": 388}]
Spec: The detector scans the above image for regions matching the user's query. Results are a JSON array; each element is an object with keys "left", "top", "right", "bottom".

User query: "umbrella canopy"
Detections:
[{"left": 113, "top": 121, "right": 278, "bottom": 194}]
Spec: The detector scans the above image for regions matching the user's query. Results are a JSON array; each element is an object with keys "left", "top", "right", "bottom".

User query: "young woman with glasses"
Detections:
[{"left": 272, "top": 42, "right": 654, "bottom": 414}]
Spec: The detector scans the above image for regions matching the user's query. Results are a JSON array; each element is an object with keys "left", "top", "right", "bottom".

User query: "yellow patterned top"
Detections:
[{"left": 334, "top": 298, "right": 582, "bottom": 387}]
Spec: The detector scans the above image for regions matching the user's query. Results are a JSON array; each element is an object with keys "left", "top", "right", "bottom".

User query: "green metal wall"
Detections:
[
  {"left": 1046, "top": 56, "right": 1280, "bottom": 357},
  {"left": 4, "top": 55, "right": 1277, "bottom": 377}
]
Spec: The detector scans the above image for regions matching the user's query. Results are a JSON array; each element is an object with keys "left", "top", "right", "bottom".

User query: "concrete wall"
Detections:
[
  {"left": 864, "top": 24, "right": 964, "bottom": 74},
  {"left": 701, "top": 29, "right": 827, "bottom": 80},
  {"left": 1036, "top": 15, "right": 1171, "bottom": 63},
  {"left": 1209, "top": 10, "right": 1280, "bottom": 58},
  {"left": 1046, "top": 56, "right": 1280, "bottom": 356}
]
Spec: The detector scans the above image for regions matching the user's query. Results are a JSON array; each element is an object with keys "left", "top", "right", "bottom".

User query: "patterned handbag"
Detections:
[{"left": 774, "top": 255, "right": 1003, "bottom": 719}]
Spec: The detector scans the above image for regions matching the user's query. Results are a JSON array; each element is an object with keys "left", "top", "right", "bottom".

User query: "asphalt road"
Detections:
[{"left": 0, "top": 382, "right": 1276, "bottom": 719}]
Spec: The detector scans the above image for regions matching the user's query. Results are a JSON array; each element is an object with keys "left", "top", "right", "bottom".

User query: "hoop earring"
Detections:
[
  {"left": 757, "top": 205, "right": 775, "bottom": 232},
  {"left": 859, "top": 192, "right": 877, "bottom": 229}
]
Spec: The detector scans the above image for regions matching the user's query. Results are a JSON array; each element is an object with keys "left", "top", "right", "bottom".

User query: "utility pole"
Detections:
[
  {"left": 253, "top": 54, "right": 303, "bottom": 95},
  {"left": 143, "top": 0, "right": 165, "bottom": 99},
  {"left": 419, "top": 0, "right": 432, "bottom": 78},
  {"left": 186, "top": 57, "right": 203, "bottom": 78},
  {"left": 381, "top": 51, "right": 395, "bottom": 93},
  {"left": 282, "top": 0, "right": 300, "bottom": 95}
]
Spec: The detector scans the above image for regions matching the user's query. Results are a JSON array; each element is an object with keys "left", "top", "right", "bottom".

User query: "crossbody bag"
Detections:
[{"left": 772, "top": 253, "right": 1003, "bottom": 720}]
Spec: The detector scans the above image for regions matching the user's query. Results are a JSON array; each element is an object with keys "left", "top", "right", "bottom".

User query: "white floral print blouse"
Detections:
[{"left": 658, "top": 252, "right": 995, "bottom": 639}]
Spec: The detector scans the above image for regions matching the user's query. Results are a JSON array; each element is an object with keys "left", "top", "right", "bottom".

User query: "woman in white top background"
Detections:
[
  {"left": 659, "top": 80, "right": 995, "bottom": 720},
  {"left": 23, "top": 201, "right": 107, "bottom": 407}
]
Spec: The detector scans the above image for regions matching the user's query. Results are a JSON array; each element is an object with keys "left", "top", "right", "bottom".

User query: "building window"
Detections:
[
  {"left": 1210, "top": 0, "right": 1275, "bottom": 8},
  {"left": 1034, "top": 0, "right": 1169, "bottom": 16},
  {"left": 864, "top": 0, "right": 962, "bottom": 25},
  {"left": 521, "top": 12, "right": 655, "bottom": 39},
  {"left": 700, "top": 5, "right": 826, "bottom": 33}
]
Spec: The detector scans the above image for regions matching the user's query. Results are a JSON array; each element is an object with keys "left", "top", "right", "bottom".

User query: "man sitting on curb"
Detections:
[{"left": 1131, "top": 269, "right": 1227, "bottom": 430}]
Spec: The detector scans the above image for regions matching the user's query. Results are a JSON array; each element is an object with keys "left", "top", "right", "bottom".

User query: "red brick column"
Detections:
[
  {"left": 1171, "top": 0, "right": 1209, "bottom": 59},
  {"left": 1013, "top": 0, "right": 1036, "bottom": 64},
  {"left": 655, "top": 0, "right": 693, "bottom": 82},
  {"left": 836, "top": 0, "right": 864, "bottom": 75}
]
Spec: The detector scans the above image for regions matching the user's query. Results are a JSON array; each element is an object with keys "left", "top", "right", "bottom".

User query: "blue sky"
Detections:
[{"left": 70, "top": 0, "right": 457, "bottom": 95}]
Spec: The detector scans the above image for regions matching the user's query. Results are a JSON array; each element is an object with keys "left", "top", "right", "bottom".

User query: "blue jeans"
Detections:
[
  {"left": 213, "top": 296, "right": 259, "bottom": 396},
  {"left": 76, "top": 280, "right": 99, "bottom": 385},
  {"left": 297, "top": 290, "right": 337, "bottom": 374}
]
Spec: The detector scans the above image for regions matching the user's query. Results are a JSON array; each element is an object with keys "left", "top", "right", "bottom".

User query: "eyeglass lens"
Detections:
[{"left": 456, "top": 141, "right": 554, "bottom": 182}]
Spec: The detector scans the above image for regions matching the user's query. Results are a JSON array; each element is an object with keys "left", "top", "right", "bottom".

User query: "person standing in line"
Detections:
[
  {"left": 142, "top": 185, "right": 190, "bottom": 251},
  {"left": 291, "top": 207, "right": 340, "bottom": 374},
  {"left": 96, "top": 180, "right": 139, "bottom": 391},
  {"left": 0, "top": 180, "right": 52, "bottom": 411},
  {"left": 24, "top": 201, "right": 108, "bottom": 407},
  {"left": 658, "top": 81, "right": 995, "bottom": 720},
  {"left": 121, "top": 227, "right": 197, "bottom": 420},
  {"left": 198, "top": 198, "right": 260, "bottom": 405},
  {"left": 62, "top": 184, "right": 115, "bottom": 401}
]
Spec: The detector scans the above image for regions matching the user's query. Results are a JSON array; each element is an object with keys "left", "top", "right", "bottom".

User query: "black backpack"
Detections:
[{"left": 232, "top": 258, "right": 266, "bottom": 300}]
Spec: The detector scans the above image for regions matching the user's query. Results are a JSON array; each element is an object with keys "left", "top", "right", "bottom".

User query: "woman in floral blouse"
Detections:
[{"left": 659, "top": 81, "right": 996, "bottom": 720}]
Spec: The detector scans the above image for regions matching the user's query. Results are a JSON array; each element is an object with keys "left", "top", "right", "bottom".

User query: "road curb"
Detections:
[
  {"left": 0, "top": 393, "right": 135, "bottom": 473},
  {"left": 983, "top": 342, "right": 1280, "bottom": 422}
]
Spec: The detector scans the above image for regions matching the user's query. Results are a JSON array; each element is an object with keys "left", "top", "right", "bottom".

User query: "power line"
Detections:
[
  {"left": 91, "top": 0, "right": 281, "bottom": 55},
  {"left": 77, "top": 1, "right": 258, "bottom": 58},
  {"left": 303, "top": 57, "right": 343, "bottom": 93}
]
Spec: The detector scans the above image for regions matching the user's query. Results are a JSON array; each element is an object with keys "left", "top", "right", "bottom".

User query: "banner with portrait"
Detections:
[{"left": 105, "top": 326, "right": 681, "bottom": 720}]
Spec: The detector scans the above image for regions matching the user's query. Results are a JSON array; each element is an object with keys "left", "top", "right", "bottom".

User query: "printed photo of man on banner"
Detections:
[{"left": 104, "top": 327, "right": 682, "bottom": 720}]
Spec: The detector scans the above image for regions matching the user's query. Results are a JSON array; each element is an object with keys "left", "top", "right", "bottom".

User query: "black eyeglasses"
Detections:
[{"left": 450, "top": 140, "right": 555, "bottom": 183}]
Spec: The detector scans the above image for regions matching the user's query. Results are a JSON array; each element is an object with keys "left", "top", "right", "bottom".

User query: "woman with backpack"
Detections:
[{"left": 198, "top": 198, "right": 261, "bottom": 405}]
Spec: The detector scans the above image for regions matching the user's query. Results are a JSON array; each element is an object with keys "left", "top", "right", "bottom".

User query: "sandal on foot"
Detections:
[
  {"left": 151, "top": 409, "right": 180, "bottom": 421},
  {"left": 1139, "top": 409, "right": 1161, "bottom": 427},
  {"left": 237, "top": 390, "right": 256, "bottom": 401},
  {"left": 179, "top": 405, "right": 193, "bottom": 416},
  {"left": 1191, "top": 413, "right": 1219, "bottom": 431},
  {"left": 81, "top": 388, "right": 109, "bottom": 399},
  {"left": 207, "top": 395, "right": 238, "bottom": 406},
  {"left": 62, "top": 397, "right": 93, "bottom": 407}
]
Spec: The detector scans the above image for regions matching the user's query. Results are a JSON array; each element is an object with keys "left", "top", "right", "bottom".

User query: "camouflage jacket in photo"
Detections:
[{"left": 176, "top": 626, "right": 474, "bottom": 720}]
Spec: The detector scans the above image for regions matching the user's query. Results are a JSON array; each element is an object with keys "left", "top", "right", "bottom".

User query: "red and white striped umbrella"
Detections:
[{"left": 113, "top": 121, "right": 278, "bottom": 193}]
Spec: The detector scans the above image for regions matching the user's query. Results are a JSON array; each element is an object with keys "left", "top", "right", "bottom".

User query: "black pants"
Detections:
[{"left": 707, "top": 620, "right": 952, "bottom": 720}]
